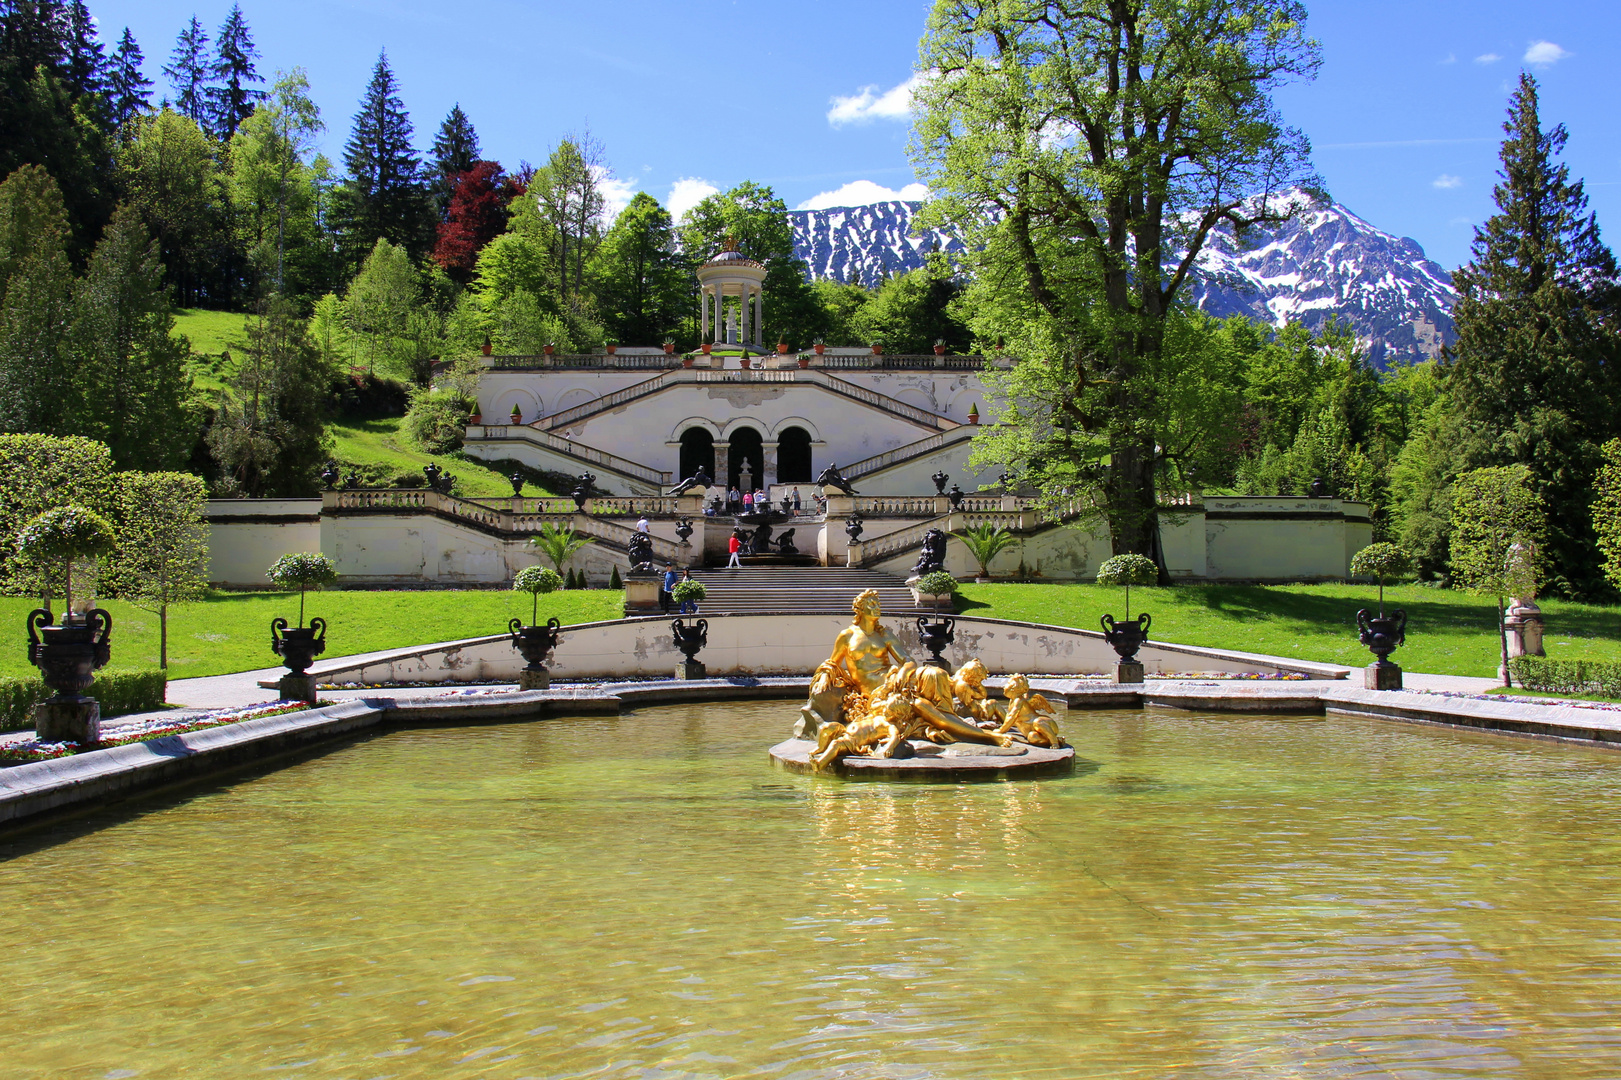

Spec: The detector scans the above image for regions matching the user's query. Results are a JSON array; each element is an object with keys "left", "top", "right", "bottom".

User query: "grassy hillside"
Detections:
[
  {"left": 329, "top": 416, "right": 561, "bottom": 497},
  {"left": 173, "top": 307, "right": 247, "bottom": 393}
]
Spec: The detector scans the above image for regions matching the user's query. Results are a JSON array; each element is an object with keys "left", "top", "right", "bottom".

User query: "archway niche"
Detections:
[
  {"left": 678, "top": 427, "right": 715, "bottom": 483},
  {"left": 777, "top": 426, "right": 813, "bottom": 483},
  {"left": 728, "top": 426, "right": 764, "bottom": 491}
]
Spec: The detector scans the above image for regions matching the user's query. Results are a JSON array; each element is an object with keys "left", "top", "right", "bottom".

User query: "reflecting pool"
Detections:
[{"left": 4, "top": 704, "right": 1621, "bottom": 1079}]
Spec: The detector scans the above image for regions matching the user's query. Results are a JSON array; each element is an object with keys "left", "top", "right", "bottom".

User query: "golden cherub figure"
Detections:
[
  {"left": 995, "top": 673, "right": 1067, "bottom": 749},
  {"left": 798, "top": 588, "right": 914, "bottom": 737},
  {"left": 810, "top": 695, "right": 922, "bottom": 770},
  {"left": 951, "top": 658, "right": 1005, "bottom": 728},
  {"left": 874, "top": 660, "right": 1010, "bottom": 747}
]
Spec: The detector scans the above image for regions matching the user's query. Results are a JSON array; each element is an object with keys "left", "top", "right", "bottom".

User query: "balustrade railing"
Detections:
[
  {"left": 489, "top": 353, "right": 680, "bottom": 371},
  {"left": 849, "top": 495, "right": 943, "bottom": 516}
]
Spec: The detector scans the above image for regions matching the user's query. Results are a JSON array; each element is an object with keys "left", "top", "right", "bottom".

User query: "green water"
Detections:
[{"left": 4, "top": 704, "right": 1621, "bottom": 1079}]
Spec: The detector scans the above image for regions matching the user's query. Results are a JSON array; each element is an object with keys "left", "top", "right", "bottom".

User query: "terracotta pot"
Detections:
[
  {"left": 797, "top": 356, "right": 810, "bottom": 369},
  {"left": 468, "top": 412, "right": 481, "bottom": 425},
  {"left": 701, "top": 343, "right": 712, "bottom": 355},
  {"left": 510, "top": 408, "right": 522, "bottom": 424},
  {"left": 777, "top": 343, "right": 790, "bottom": 354},
  {"left": 813, "top": 344, "right": 825, "bottom": 355},
  {"left": 681, "top": 356, "right": 695, "bottom": 369},
  {"left": 968, "top": 409, "right": 979, "bottom": 425},
  {"left": 605, "top": 344, "right": 617, "bottom": 355},
  {"left": 871, "top": 345, "right": 884, "bottom": 356},
  {"left": 543, "top": 345, "right": 554, "bottom": 356},
  {"left": 934, "top": 346, "right": 946, "bottom": 355},
  {"left": 663, "top": 343, "right": 675, "bottom": 355},
  {"left": 740, "top": 356, "right": 751, "bottom": 369},
  {"left": 481, "top": 340, "right": 492, "bottom": 356}
]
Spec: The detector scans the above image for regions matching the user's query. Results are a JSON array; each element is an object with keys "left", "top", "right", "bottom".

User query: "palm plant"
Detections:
[
  {"left": 952, "top": 522, "right": 1017, "bottom": 580},
  {"left": 529, "top": 522, "right": 592, "bottom": 576}
]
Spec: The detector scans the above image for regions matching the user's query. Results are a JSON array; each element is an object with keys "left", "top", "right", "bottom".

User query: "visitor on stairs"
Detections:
[
  {"left": 636, "top": 514, "right": 650, "bottom": 533},
  {"left": 728, "top": 486, "right": 741, "bottom": 511},
  {"left": 742, "top": 490, "right": 753, "bottom": 512},
  {"left": 660, "top": 562, "right": 677, "bottom": 612},
  {"left": 792, "top": 487, "right": 802, "bottom": 512},
  {"left": 727, "top": 532, "right": 743, "bottom": 569},
  {"left": 677, "top": 569, "right": 699, "bottom": 613}
]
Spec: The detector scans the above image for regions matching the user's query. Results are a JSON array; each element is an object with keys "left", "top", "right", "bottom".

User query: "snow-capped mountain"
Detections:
[{"left": 788, "top": 199, "right": 1457, "bottom": 368}]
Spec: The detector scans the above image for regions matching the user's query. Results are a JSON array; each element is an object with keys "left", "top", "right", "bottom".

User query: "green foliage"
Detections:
[
  {"left": 951, "top": 523, "right": 1016, "bottom": 579},
  {"left": 1507, "top": 656, "right": 1621, "bottom": 698},
  {"left": 102, "top": 472, "right": 210, "bottom": 669},
  {"left": 671, "top": 578, "right": 706, "bottom": 603},
  {"left": 0, "top": 434, "right": 117, "bottom": 597},
  {"left": 590, "top": 192, "right": 689, "bottom": 346},
  {"left": 608, "top": 565, "right": 622, "bottom": 590},
  {"left": 333, "top": 52, "right": 433, "bottom": 269},
  {"left": 0, "top": 164, "right": 76, "bottom": 434},
  {"left": 1349, "top": 543, "right": 1413, "bottom": 583},
  {"left": 915, "top": 570, "right": 959, "bottom": 596},
  {"left": 513, "top": 565, "right": 563, "bottom": 596},
  {"left": 1447, "top": 74, "right": 1621, "bottom": 598},
  {"left": 266, "top": 551, "right": 338, "bottom": 590},
  {"left": 0, "top": 669, "right": 167, "bottom": 732},
  {"left": 913, "top": 0, "right": 1319, "bottom": 557},
  {"left": 338, "top": 237, "right": 442, "bottom": 383},
  {"left": 16, "top": 504, "right": 116, "bottom": 563},
  {"left": 118, "top": 108, "right": 224, "bottom": 306},
  {"left": 1450, "top": 465, "right": 1546, "bottom": 599},
  {"left": 529, "top": 521, "right": 592, "bottom": 575},
  {"left": 848, "top": 254, "right": 971, "bottom": 355},
  {"left": 228, "top": 68, "right": 326, "bottom": 296},
  {"left": 1593, "top": 438, "right": 1621, "bottom": 593},
  {"left": 402, "top": 386, "right": 471, "bottom": 454},
  {"left": 564, "top": 567, "right": 579, "bottom": 589},
  {"left": 1096, "top": 554, "right": 1159, "bottom": 588}
]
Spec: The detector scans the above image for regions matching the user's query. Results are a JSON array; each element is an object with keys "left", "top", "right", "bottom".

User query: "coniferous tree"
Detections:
[
  {"left": 208, "top": 3, "right": 262, "bottom": 139},
  {"left": 70, "top": 203, "right": 197, "bottom": 470},
  {"left": 0, "top": 0, "right": 70, "bottom": 77},
  {"left": 106, "top": 27, "right": 153, "bottom": 130},
  {"left": 1446, "top": 73, "right": 1621, "bottom": 596},
  {"left": 429, "top": 103, "right": 478, "bottom": 217},
  {"left": 162, "top": 15, "right": 209, "bottom": 129},
  {"left": 62, "top": 0, "right": 102, "bottom": 98},
  {"left": 335, "top": 51, "right": 431, "bottom": 267},
  {"left": 0, "top": 164, "right": 76, "bottom": 434}
]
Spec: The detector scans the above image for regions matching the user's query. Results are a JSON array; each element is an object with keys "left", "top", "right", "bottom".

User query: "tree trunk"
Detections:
[
  {"left": 160, "top": 601, "right": 168, "bottom": 670},
  {"left": 1498, "top": 595, "right": 1512, "bottom": 688}
]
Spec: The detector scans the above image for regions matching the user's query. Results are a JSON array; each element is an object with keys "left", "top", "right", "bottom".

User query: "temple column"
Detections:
[
  {"left": 754, "top": 290, "right": 763, "bottom": 348},
  {"left": 713, "top": 441, "right": 730, "bottom": 490},
  {"left": 739, "top": 285, "right": 751, "bottom": 349}
]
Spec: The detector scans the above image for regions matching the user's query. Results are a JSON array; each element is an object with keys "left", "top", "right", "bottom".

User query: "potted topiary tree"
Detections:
[
  {"left": 911, "top": 569, "right": 959, "bottom": 611},
  {"left": 19, "top": 504, "right": 117, "bottom": 744},
  {"left": 267, "top": 552, "right": 338, "bottom": 703},
  {"left": 510, "top": 565, "right": 564, "bottom": 690},
  {"left": 1349, "top": 541, "right": 1414, "bottom": 690},
  {"left": 952, "top": 522, "right": 1016, "bottom": 583},
  {"left": 1096, "top": 553, "right": 1158, "bottom": 683}
]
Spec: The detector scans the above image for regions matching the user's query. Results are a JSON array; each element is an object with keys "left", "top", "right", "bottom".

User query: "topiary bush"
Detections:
[
  {"left": 671, "top": 578, "right": 706, "bottom": 604},
  {"left": 1096, "top": 553, "right": 1158, "bottom": 618},
  {"left": 1508, "top": 657, "right": 1621, "bottom": 697},
  {"left": 16, "top": 504, "right": 118, "bottom": 616},
  {"left": 915, "top": 570, "right": 959, "bottom": 596},
  {"left": 1349, "top": 541, "right": 1413, "bottom": 615},
  {"left": 266, "top": 552, "right": 338, "bottom": 627},
  {"left": 403, "top": 387, "right": 474, "bottom": 454},
  {"left": 513, "top": 565, "right": 563, "bottom": 624}
]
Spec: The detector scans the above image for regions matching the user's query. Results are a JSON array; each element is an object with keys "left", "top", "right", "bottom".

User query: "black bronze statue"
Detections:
[
  {"left": 775, "top": 528, "right": 798, "bottom": 555},
  {"left": 814, "top": 463, "right": 858, "bottom": 495},
  {"left": 670, "top": 466, "right": 714, "bottom": 496},
  {"left": 912, "top": 527, "right": 948, "bottom": 576},
  {"left": 627, "top": 531, "right": 655, "bottom": 570}
]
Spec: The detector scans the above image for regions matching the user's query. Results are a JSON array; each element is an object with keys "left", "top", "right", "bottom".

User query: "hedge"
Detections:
[
  {"left": 0, "top": 669, "right": 168, "bottom": 732},
  {"left": 1507, "top": 656, "right": 1621, "bottom": 698}
]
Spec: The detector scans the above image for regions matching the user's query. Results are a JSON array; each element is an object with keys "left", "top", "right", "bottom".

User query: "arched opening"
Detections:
[
  {"left": 777, "top": 426, "right": 813, "bottom": 483},
  {"left": 678, "top": 427, "right": 715, "bottom": 482},
  {"left": 728, "top": 426, "right": 764, "bottom": 491}
]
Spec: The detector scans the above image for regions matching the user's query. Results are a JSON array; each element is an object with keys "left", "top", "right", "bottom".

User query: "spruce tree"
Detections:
[
  {"left": 0, "top": 164, "right": 75, "bottom": 434},
  {"left": 106, "top": 28, "right": 153, "bottom": 130},
  {"left": 162, "top": 15, "right": 210, "bottom": 129},
  {"left": 336, "top": 51, "right": 431, "bottom": 267},
  {"left": 208, "top": 3, "right": 262, "bottom": 139},
  {"left": 1447, "top": 72, "right": 1621, "bottom": 596},
  {"left": 0, "top": 0, "right": 71, "bottom": 77},
  {"left": 429, "top": 103, "right": 478, "bottom": 216},
  {"left": 62, "top": 0, "right": 102, "bottom": 99}
]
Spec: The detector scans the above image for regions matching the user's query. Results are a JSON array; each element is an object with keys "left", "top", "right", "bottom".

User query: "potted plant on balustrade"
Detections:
[
  {"left": 510, "top": 565, "right": 564, "bottom": 690},
  {"left": 19, "top": 504, "right": 117, "bottom": 744},
  {"left": 1095, "top": 553, "right": 1158, "bottom": 683},
  {"left": 934, "top": 338, "right": 947, "bottom": 356},
  {"left": 952, "top": 522, "right": 1017, "bottom": 583},
  {"left": 1349, "top": 541, "right": 1414, "bottom": 691},
  {"left": 604, "top": 337, "right": 618, "bottom": 356},
  {"left": 267, "top": 552, "right": 339, "bottom": 704},
  {"left": 811, "top": 337, "right": 825, "bottom": 356},
  {"left": 663, "top": 337, "right": 676, "bottom": 356},
  {"left": 911, "top": 570, "right": 959, "bottom": 612}
]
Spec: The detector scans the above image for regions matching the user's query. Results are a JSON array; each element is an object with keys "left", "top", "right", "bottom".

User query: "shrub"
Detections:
[
  {"left": 513, "top": 565, "right": 563, "bottom": 624},
  {"left": 403, "top": 387, "right": 473, "bottom": 454},
  {"left": 16, "top": 504, "right": 117, "bottom": 615},
  {"left": 266, "top": 552, "right": 338, "bottom": 627},
  {"left": 0, "top": 669, "right": 166, "bottom": 732},
  {"left": 915, "top": 570, "right": 959, "bottom": 595},
  {"left": 952, "top": 523, "right": 1016, "bottom": 579},
  {"left": 1096, "top": 553, "right": 1158, "bottom": 618},
  {"left": 0, "top": 434, "right": 118, "bottom": 596},
  {"left": 1508, "top": 656, "right": 1621, "bottom": 698},
  {"left": 609, "top": 565, "right": 622, "bottom": 590},
  {"left": 1349, "top": 541, "right": 1413, "bottom": 615},
  {"left": 671, "top": 578, "right": 706, "bottom": 604}
]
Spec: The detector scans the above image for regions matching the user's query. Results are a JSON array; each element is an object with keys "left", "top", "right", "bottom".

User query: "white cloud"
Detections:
[
  {"left": 827, "top": 73, "right": 924, "bottom": 127},
  {"left": 795, "top": 180, "right": 930, "bottom": 211},
  {"left": 593, "top": 166, "right": 639, "bottom": 223},
  {"left": 1433, "top": 174, "right": 1463, "bottom": 189},
  {"left": 1475, "top": 52, "right": 1501, "bottom": 64},
  {"left": 1524, "top": 40, "right": 1571, "bottom": 65},
  {"left": 667, "top": 177, "right": 719, "bottom": 222}
]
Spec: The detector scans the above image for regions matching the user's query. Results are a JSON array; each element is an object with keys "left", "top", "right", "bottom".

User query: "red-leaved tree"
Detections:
[{"left": 434, "top": 161, "right": 509, "bottom": 282}]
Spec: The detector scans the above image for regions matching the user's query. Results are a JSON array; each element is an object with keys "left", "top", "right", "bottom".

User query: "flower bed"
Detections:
[{"left": 0, "top": 700, "right": 317, "bottom": 767}]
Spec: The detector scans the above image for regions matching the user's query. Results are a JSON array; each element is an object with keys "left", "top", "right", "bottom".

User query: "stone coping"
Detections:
[{"left": 6, "top": 676, "right": 1620, "bottom": 835}]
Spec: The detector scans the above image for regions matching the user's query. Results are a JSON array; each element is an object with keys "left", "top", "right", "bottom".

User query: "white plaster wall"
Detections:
[
  {"left": 312, "top": 612, "right": 1343, "bottom": 683},
  {"left": 1204, "top": 498, "right": 1371, "bottom": 581},
  {"left": 317, "top": 513, "right": 632, "bottom": 586},
  {"left": 207, "top": 500, "right": 322, "bottom": 586}
]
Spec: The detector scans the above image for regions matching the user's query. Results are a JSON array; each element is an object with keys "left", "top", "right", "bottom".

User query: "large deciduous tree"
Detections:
[
  {"left": 1445, "top": 73, "right": 1621, "bottom": 598},
  {"left": 433, "top": 159, "right": 507, "bottom": 284},
  {"left": 229, "top": 67, "right": 322, "bottom": 292},
  {"left": 590, "top": 191, "right": 687, "bottom": 345},
  {"left": 911, "top": 0, "right": 1320, "bottom": 564},
  {"left": 119, "top": 107, "right": 223, "bottom": 305}
]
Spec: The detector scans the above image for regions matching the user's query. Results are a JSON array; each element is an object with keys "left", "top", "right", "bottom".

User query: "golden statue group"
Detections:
[{"left": 797, "top": 589, "right": 1066, "bottom": 770}]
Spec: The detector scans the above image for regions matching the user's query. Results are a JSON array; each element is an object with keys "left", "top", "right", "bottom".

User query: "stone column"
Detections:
[
  {"left": 713, "top": 441, "right": 730, "bottom": 490},
  {"left": 762, "top": 441, "right": 779, "bottom": 491},
  {"left": 740, "top": 285, "right": 751, "bottom": 349},
  {"left": 754, "top": 289, "right": 763, "bottom": 348},
  {"left": 700, "top": 286, "right": 708, "bottom": 342}
]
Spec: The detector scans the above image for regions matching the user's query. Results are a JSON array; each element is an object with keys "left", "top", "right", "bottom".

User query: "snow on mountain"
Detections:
[{"left": 788, "top": 198, "right": 1457, "bottom": 368}]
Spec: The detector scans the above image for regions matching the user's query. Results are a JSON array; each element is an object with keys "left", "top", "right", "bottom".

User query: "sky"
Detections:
[{"left": 93, "top": 0, "right": 1621, "bottom": 273}]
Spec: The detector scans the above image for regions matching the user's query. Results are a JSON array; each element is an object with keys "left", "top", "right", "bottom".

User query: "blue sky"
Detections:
[{"left": 93, "top": 0, "right": 1621, "bottom": 272}]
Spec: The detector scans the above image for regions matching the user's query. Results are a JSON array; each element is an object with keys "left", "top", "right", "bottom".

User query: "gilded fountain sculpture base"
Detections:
[{"left": 772, "top": 590, "right": 1076, "bottom": 779}]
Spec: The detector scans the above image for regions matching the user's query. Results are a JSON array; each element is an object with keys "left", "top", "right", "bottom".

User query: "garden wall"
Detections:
[{"left": 206, "top": 500, "right": 322, "bottom": 587}]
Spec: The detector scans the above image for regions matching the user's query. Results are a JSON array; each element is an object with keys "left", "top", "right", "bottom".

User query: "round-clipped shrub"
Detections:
[
  {"left": 671, "top": 578, "right": 707, "bottom": 604},
  {"left": 514, "top": 564, "right": 564, "bottom": 624},
  {"left": 266, "top": 552, "right": 338, "bottom": 627},
  {"left": 17, "top": 504, "right": 117, "bottom": 616},
  {"left": 1350, "top": 542, "right": 1413, "bottom": 614},
  {"left": 1096, "top": 553, "right": 1158, "bottom": 619},
  {"left": 915, "top": 570, "right": 959, "bottom": 596}
]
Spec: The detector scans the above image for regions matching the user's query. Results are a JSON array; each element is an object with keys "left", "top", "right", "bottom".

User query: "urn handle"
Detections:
[
  {"left": 1099, "top": 613, "right": 1116, "bottom": 637},
  {"left": 1390, "top": 608, "right": 1407, "bottom": 646},
  {"left": 509, "top": 617, "right": 524, "bottom": 641},
  {"left": 271, "top": 615, "right": 289, "bottom": 652},
  {"left": 87, "top": 608, "right": 112, "bottom": 645},
  {"left": 26, "top": 607, "right": 52, "bottom": 647},
  {"left": 309, "top": 617, "right": 327, "bottom": 643},
  {"left": 1136, "top": 611, "right": 1152, "bottom": 636},
  {"left": 1356, "top": 608, "right": 1373, "bottom": 638}
]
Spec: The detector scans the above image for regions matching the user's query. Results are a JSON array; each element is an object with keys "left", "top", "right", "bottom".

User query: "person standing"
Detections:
[
  {"left": 727, "top": 530, "right": 743, "bottom": 569},
  {"left": 677, "top": 569, "right": 699, "bottom": 613},
  {"left": 792, "top": 487, "right": 802, "bottom": 512},
  {"left": 742, "top": 489, "right": 753, "bottom": 512},
  {"left": 729, "top": 485, "right": 741, "bottom": 511},
  {"left": 636, "top": 514, "right": 651, "bottom": 534},
  {"left": 660, "top": 562, "right": 677, "bottom": 612}
]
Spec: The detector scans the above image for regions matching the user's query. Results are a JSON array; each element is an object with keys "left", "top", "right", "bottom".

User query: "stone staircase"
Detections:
[{"left": 684, "top": 567, "right": 924, "bottom": 616}]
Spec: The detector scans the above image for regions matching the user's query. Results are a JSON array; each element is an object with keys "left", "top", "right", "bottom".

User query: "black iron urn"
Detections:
[
  {"left": 271, "top": 617, "right": 327, "bottom": 674},
  {"left": 28, "top": 608, "right": 112, "bottom": 701},
  {"left": 509, "top": 616, "right": 561, "bottom": 673},
  {"left": 1100, "top": 612, "right": 1152, "bottom": 663},
  {"left": 915, "top": 615, "right": 956, "bottom": 670}
]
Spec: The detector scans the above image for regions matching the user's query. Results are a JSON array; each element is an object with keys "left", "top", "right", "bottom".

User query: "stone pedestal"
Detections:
[
  {"left": 1365, "top": 661, "right": 1402, "bottom": 691},
  {"left": 278, "top": 673, "right": 318, "bottom": 706},
  {"left": 518, "top": 668, "right": 551, "bottom": 691},
  {"left": 623, "top": 570, "right": 661, "bottom": 613},
  {"left": 35, "top": 698, "right": 100, "bottom": 744},
  {"left": 675, "top": 659, "right": 707, "bottom": 680},
  {"left": 1503, "top": 597, "right": 1545, "bottom": 672},
  {"left": 1113, "top": 660, "right": 1144, "bottom": 684}
]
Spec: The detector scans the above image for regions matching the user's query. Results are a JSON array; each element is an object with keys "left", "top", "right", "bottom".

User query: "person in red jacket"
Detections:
[{"left": 727, "top": 531, "right": 744, "bottom": 569}]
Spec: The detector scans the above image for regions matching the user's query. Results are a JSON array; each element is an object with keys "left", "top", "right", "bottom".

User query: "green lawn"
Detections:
[
  {"left": 0, "top": 590, "right": 623, "bottom": 681},
  {"left": 329, "top": 416, "right": 560, "bottom": 496},
  {"left": 955, "top": 582, "right": 1621, "bottom": 680},
  {"left": 173, "top": 307, "right": 248, "bottom": 393}
]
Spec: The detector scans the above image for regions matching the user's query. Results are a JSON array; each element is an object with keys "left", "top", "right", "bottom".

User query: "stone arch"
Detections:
[
  {"left": 777, "top": 426, "right": 814, "bottom": 483},
  {"left": 494, "top": 388, "right": 542, "bottom": 423},
  {"left": 767, "top": 415, "right": 823, "bottom": 443},
  {"left": 678, "top": 427, "right": 715, "bottom": 482},
  {"left": 669, "top": 417, "right": 723, "bottom": 442},
  {"left": 727, "top": 426, "right": 764, "bottom": 491},
  {"left": 895, "top": 387, "right": 935, "bottom": 413},
  {"left": 555, "top": 387, "right": 596, "bottom": 413}
]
